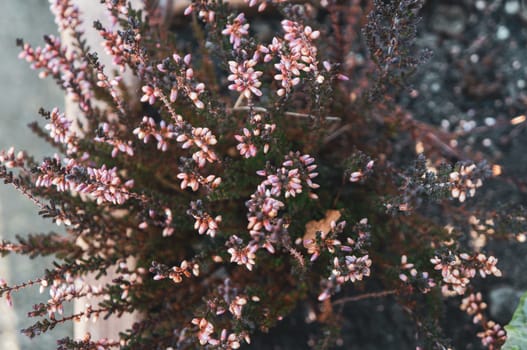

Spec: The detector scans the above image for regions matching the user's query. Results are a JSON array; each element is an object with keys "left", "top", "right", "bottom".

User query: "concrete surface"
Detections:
[{"left": 0, "top": 1, "right": 71, "bottom": 349}]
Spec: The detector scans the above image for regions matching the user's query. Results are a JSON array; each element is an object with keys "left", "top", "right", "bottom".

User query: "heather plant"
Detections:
[{"left": 0, "top": 0, "right": 523, "bottom": 349}]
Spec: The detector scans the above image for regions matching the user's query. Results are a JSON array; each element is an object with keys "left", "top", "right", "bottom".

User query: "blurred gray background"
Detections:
[{"left": 0, "top": 1, "right": 72, "bottom": 349}]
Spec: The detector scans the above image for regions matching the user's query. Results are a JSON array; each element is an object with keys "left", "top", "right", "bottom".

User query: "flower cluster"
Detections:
[
  {"left": 133, "top": 116, "right": 175, "bottom": 151},
  {"left": 196, "top": 7, "right": 332, "bottom": 101},
  {"left": 34, "top": 155, "right": 75, "bottom": 192},
  {"left": 80, "top": 165, "right": 134, "bottom": 205},
  {"left": 477, "top": 321, "right": 507, "bottom": 350},
  {"left": 332, "top": 254, "right": 372, "bottom": 284},
  {"left": 239, "top": 152, "right": 320, "bottom": 265},
  {"left": 187, "top": 200, "right": 222, "bottom": 237},
  {"left": 468, "top": 215, "right": 496, "bottom": 251},
  {"left": 222, "top": 13, "right": 250, "bottom": 49},
  {"left": 35, "top": 156, "right": 133, "bottom": 205},
  {"left": 460, "top": 291, "right": 508, "bottom": 350},
  {"left": 460, "top": 292, "right": 487, "bottom": 324},
  {"left": 257, "top": 152, "right": 319, "bottom": 199},
  {"left": 188, "top": 280, "right": 254, "bottom": 348},
  {"left": 234, "top": 128, "right": 258, "bottom": 158},
  {"left": 190, "top": 317, "right": 250, "bottom": 349},
  {"left": 398, "top": 255, "right": 436, "bottom": 294},
  {"left": 304, "top": 218, "right": 346, "bottom": 262},
  {"left": 36, "top": 275, "right": 102, "bottom": 318},
  {"left": 1, "top": 0, "right": 521, "bottom": 349},
  {"left": 245, "top": 184, "right": 285, "bottom": 254},
  {"left": 234, "top": 113, "right": 276, "bottom": 158},
  {"left": 430, "top": 252, "right": 501, "bottom": 296},
  {"left": 183, "top": 2, "right": 216, "bottom": 23},
  {"left": 449, "top": 164, "right": 485, "bottom": 203},
  {"left": 0, "top": 147, "right": 26, "bottom": 169},
  {"left": 44, "top": 108, "right": 78, "bottom": 154},
  {"left": 95, "top": 21, "right": 131, "bottom": 71},
  {"left": 299, "top": 214, "right": 373, "bottom": 301},
  {"left": 150, "top": 260, "right": 200, "bottom": 284},
  {"left": 17, "top": 35, "right": 92, "bottom": 112},
  {"left": 94, "top": 122, "right": 134, "bottom": 158},
  {"left": 226, "top": 235, "right": 258, "bottom": 271},
  {"left": 154, "top": 53, "right": 207, "bottom": 109},
  {"left": 178, "top": 127, "right": 218, "bottom": 168},
  {"left": 49, "top": 0, "right": 81, "bottom": 31},
  {"left": 227, "top": 59, "right": 263, "bottom": 99},
  {"left": 133, "top": 112, "right": 221, "bottom": 192},
  {"left": 349, "top": 159, "right": 375, "bottom": 183}
]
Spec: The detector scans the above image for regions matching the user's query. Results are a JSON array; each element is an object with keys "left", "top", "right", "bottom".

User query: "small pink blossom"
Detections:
[
  {"left": 133, "top": 117, "right": 175, "bottom": 151},
  {"left": 274, "top": 54, "right": 302, "bottom": 96},
  {"left": 227, "top": 236, "right": 258, "bottom": 271},
  {"left": 177, "top": 172, "right": 200, "bottom": 191},
  {"left": 49, "top": 0, "right": 82, "bottom": 31},
  {"left": 228, "top": 60, "right": 263, "bottom": 98},
  {"left": 193, "top": 213, "right": 222, "bottom": 237},
  {"left": 460, "top": 292, "right": 487, "bottom": 324},
  {"left": 228, "top": 296, "right": 247, "bottom": 319},
  {"left": 244, "top": 0, "right": 288, "bottom": 12},
  {"left": 477, "top": 321, "right": 506, "bottom": 349},
  {"left": 94, "top": 122, "right": 134, "bottom": 158},
  {"left": 0, "top": 147, "right": 26, "bottom": 169},
  {"left": 191, "top": 318, "right": 216, "bottom": 345},
  {"left": 235, "top": 128, "right": 257, "bottom": 158},
  {"left": 45, "top": 108, "right": 77, "bottom": 154},
  {"left": 140, "top": 85, "right": 160, "bottom": 105},
  {"left": 18, "top": 35, "right": 93, "bottom": 111},
  {"left": 222, "top": 13, "right": 250, "bottom": 49}
]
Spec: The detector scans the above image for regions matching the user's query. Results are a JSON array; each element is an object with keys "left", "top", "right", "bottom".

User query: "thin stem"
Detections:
[
  {"left": 233, "top": 93, "right": 245, "bottom": 109},
  {"left": 285, "top": 111, "right": 341, "bottom": 122},
  {"left": 228, "top": 105, "right": 341, "bottom": 122},
  {"left": 158, "top": 91, "right": 184, "bottom": 127},
  {"left": 0, "top": 278, "right": 43, "bottom": 296},
  {"left": 332, "top": 289, "right": 396, "bottom": 305}
]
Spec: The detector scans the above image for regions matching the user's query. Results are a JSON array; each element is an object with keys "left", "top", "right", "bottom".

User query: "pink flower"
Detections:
[
  {"left": 477, "top": 321, "right": 506, "bottom": 349},
  {"left": 191, "top": 318, "right": 216, "bottom": 345},
  {"left": 177, "top": 172, "right": 200, "bottom": 191},
  {"left": 228, "top": 60, "right": 263, "bottom": 98},
  {"left": 0, "top": 147, "right": 26, "bottom": 169},
  {"left": 274, "top": 55, "right": 302, "bottom": 96},
  {"left": 81, "top": 165, "right": 133, "bottom": 205},
  {"left": 18, "top": 36, "right": 93, "bottom": 111},
  {"left": 222, "top": 13, "right": 250, "bottom": 49},
  {"left": 244, "top": 0, "right": 288, "bottom": 12},
  {"left": 235, "top": 128, "right": 257, "bottom": 158},
  {"left": 265, "top": 167, "right": 302, "bottom": 198},
  {"left": 229, "top": 296, "right": 247, "bottom": 319},
  {"left": 227, "top": 236, "right": 258, "bottom": 271},
  {"left": 94, "top": 123, "right": 134, "bottom": 158},
  {"left": 140, "top": 85, "right": 160, "bottom": 105},
  {"left": 188, "top": 82, "right": 205, "bottom": 109},
  {"left": 133, "top": 117, "right": 175, "bottom": 151},
  {"left": 97, "top": 26, "right": 129, "bottom": 71},
  {"left": 169, "top": 261, "right": 195, "bottom": 283},
  {"left": 228, "top": 246, "right": 257, "bottom": 271},
  {"left": 49, "top": 0, "right": 81, "bottom": 31},
  {"left": 460, "top": 292, "right": 487, "bottom": 324},
  {"left": 193, "top": 213, "right": 222, "bottom": 237},
  {"left": 45, "top": 108, "right": 75, "bottom": 147}
]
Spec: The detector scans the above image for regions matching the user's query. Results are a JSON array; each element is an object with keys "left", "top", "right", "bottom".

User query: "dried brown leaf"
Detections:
[{"left": 303, "top": 210, "right": 341, "bottom": 251}]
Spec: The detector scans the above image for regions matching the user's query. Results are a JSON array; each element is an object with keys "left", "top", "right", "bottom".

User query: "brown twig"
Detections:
[
  {"left": 228, "top": 105, "right": 341, "bottom": 122},
  {"left": 332, "top": 289, "right": 396, "bottom": 305}
]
